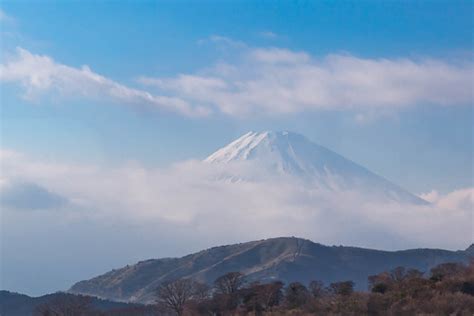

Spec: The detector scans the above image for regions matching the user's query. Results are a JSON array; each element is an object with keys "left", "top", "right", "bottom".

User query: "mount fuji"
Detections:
[{"left": 205, "top": 131, "right": 427, "bottom": 205}]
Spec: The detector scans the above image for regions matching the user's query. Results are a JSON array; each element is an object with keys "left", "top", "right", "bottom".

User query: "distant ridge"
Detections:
[
  {"left": 0, "top": 290, "right": 135, "bottom": 316},
  {"left": 69, "top": 237, "right": 471, "bottom": 304}
]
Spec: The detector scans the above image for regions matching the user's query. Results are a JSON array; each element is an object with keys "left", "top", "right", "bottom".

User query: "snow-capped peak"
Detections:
[
  {"left": 205, "top": 131, "right": 428, "bottom": 205},
  {"left": 205, "top": 130, "right": 367, "bottom": 177},
  {"left": 205, "top": 131, "right": 297, "bottom": 164}
]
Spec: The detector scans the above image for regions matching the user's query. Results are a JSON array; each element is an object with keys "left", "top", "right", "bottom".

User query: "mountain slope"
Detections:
[
  {"left": 69, "top": 237, "right": 471, "bottom": 304},
  {"left": 205, "top": 131, "right": 427, "bottom": 204}
]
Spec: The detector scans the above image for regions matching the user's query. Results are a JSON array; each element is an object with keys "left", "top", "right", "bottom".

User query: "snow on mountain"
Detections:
[{"left": 205, "top": 131, "right": 427, "bottom": 205}]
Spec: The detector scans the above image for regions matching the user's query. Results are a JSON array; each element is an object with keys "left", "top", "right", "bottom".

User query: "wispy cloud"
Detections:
[
  {"left": 250, "top": 47, "right": 310, "bottom": 63},
  {"left": 140, "top": 36, "right": 474, "bottom": 120},
  {"left": 2, "top": 43, "right": 472, "bottom": 119},
  {"left": 0, "top": 9, "right": 14, "bottom": 23},
  {"left": 198, "top": 35, "right": 247, "bottom": 48},
  {"left": 0, "top": 48, "right": 209, "bottom": 117},
  {"left": 141, "top": 45, "right": 473, "bottom": 117},
  {"left": 258, "top": 31, "right": 278, "bottom": 39}
]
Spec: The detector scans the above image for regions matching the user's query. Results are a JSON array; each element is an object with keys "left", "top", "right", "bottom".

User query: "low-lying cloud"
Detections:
[{"left": 1, "top": 149, "right": 471, "bottom": 251}]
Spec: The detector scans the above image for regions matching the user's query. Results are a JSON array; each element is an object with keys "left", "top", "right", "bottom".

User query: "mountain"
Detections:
[
  {"left": 0, "top": 290, "right": 137, "bottom": 316},
  {"left": 205, "top": 131, "right": 427, "bottom": 204},
  {"left": 69, "top": 237, "right": 471, "bottom": 304}
]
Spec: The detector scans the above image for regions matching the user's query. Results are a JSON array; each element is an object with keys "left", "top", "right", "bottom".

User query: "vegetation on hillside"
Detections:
[{"left": 34, "top": 261, "right": 474, "bottom": 315}]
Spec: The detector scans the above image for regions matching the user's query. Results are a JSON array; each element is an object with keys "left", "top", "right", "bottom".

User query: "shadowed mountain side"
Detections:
[
  {"left": 0, "top": 290, "right": 137, "bottom": 316},
  {"left": 69, "top": 237, "right": 471, "bottom": 304}
]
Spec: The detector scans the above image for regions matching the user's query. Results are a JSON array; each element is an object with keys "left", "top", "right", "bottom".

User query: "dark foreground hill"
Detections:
[
  {"left": 69, "top": 237, "right": 472, "bottom": 304},
  {"left": 0, "top": 290, "right": 137, "bottom": 316}
]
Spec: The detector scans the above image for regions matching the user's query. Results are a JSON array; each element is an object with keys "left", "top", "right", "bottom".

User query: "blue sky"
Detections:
[
  {"left": 0, "top": 1, "right": 473, "bottom": 296},
  {"left": 1, "top": 1, "right": 473, "bottom": 193}
]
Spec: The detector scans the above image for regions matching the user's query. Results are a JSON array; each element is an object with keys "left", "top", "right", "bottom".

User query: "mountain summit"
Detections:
[{"left": 205, "top": 131, "right": 426, "bottom": 204}]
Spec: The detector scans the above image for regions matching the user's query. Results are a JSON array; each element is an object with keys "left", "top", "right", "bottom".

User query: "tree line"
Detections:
[{"left": 35, "top": 261, "right": 474, "bottom": 315}]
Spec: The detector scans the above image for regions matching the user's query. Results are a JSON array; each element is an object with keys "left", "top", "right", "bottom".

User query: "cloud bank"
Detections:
[
  {"left": 1, "top": 45, "right": 472, "bottom": 118},
  {"left": 1, "top": 149, "right": 471, "bottom": 251}
]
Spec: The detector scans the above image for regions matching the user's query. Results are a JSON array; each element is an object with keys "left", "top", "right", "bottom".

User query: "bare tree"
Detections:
[
  {"left": 284, "top": 282, "right": 310, "bottom": 309},
  {"left": 243, "top": 281, "right": 284, "bottom": 312},
  {"left": 258, "top": 281, "right": 284, "bottom": 310},
  {"left": 214, "top": 272, "right": 245, "bottom": 295},
  {"left": 329, "top": 281, "right": 354, "bottom": 296},
  {"left": 192, "top": 282, "right": 211, "bottom": 302},
  {"left": 309, "top": 280, "right": 326, "bottom": 298},
  {"left": 389, "top": 266, "right": 404, "bottom": 282},
  {"left": 430, "top": 262, "right": 465, "bottom": 281},
  {"left": 156, "top": 278, "right": 207, "bottom": 316}
]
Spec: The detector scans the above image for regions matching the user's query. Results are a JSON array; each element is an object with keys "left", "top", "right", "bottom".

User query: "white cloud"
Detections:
[
  {"left": 2, "top": 45, "right": 472, "bottom": 119},
  {"left": 420, "top": 188, "right": 473, "bottom": 210},
  {"left": 0, "top": 9, "right": 6, "bottom": 20},
  {"left": 419, "top": 190, "right": 440, "bottom": 203},
  {"left": 204, "top": 35, "right": 247, "bottom": 48},
  {"left": 1, "top": 148, "right": 472, "bottom": 251},
  {"left": 258, "top": 31, "right": 278, "bottom": 39},
  {"left": 0, "top": 48, "right": 209, "bottom": 117},
  {"left": 250, "top": 48, "right": 311, "bottom": 64},
  {"left": 141, "top": 47, "right": 473, "bottom": 117},
  {"left": 0, "top": 9, "right": 13, "bottom": 23}
]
